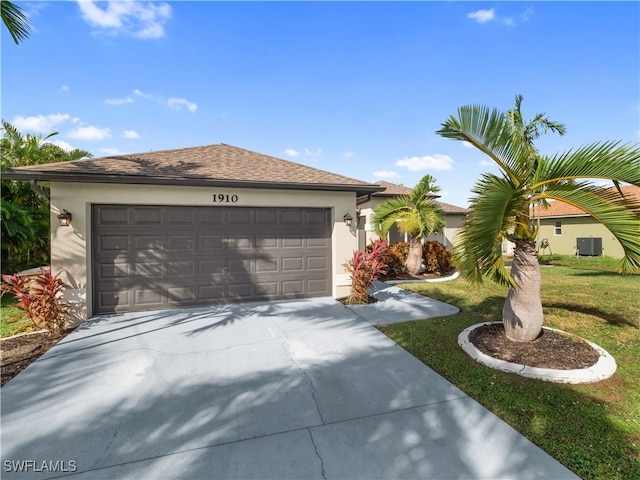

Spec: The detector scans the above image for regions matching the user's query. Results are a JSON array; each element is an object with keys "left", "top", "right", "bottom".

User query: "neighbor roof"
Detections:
[
  {"left": 3, "top": 143, "right": 383, "bottom": 194},
  {"left": 360, "top": 180, "right": 469, "bottom": 214},
  {"left": 532, "top": 185, "right": 640, "bottom": 218}
]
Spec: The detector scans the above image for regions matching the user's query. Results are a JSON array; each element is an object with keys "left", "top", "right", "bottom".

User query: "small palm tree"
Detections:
[
  {"left": 372, "top": 174, "right": 445, "bottom": 275},
  {"left": 436, "top": 96, "right": 640, "bottom": 342},
  {"left": 1, "top": 0, "right": 31, "bottom": 44}
]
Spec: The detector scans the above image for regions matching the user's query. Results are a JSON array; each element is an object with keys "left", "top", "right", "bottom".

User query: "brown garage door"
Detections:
[{"left": 92, "top": 205, "right": 332, "bottom": 314}]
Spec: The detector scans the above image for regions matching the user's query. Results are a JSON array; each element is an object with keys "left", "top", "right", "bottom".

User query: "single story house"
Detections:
[
  {"left": 502, "top": 185, "right": 640, "bottom": 257},
  {"left": 4, "top": 144, "right": 383, "bottom": 323},
  {"left": 356, "top": 181, "right": 469, "bottom": 250}
]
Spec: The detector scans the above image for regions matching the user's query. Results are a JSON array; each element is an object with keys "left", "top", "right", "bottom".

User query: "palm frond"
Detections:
[
  {"left": 1, "top": 0, "right": 31, "bottom": 44},
  {"left": 534, "top": 141, "right": 640, "bottom": 188},
  {"left": 453, "top": 173, "right": 524, "bottom": 286},
  {"left": 436, "top": 104, "right": 531, "bottom": 186}
]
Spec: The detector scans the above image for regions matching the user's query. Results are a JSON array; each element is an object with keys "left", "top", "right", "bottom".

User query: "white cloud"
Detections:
[
  {"left": 122, "top": 130, "right": 139, "bottom": 139},
  {"left": 343, "top": 151, "right": 354, "bottom": 158},
  {"left": 284, "top": 149, "right": 299, "bottom": 157},
  {"left": 105, "top": 96, "right": 133, "bottom": 105},
  {"left": 167, "top": 97, "right": 197, "bottom": 112},
  {"left": 462, "top": 141, "right": 474, "bottom": 149},
  {"left": 467, "top": 7, "right": 533, "bottom": 26},
  {"left": 304, "top": 148, "right": 322, "bottom": 157},
  {"left": 467, "top": 8, "right": 495, "bottom": 23},
  {"left": 11, "top": 113, "right": 70, "bottom": 133},
  {"left": 479, "top": 159, "right": 494, "bottom": 166},
  {"left": 396, "top": 154, "right": 454, "bottom": 171},
  {"left": 51, "top": 140, "right": 75, "bottom": 152},
  {"left": 68, "top": 125, "right": 111, "bottom": 140},
  {"left": 77, "top": 0, "right": 172, "bottom": 39},
  {"left": 373, "top": 170, "right": 401, "bottom": 179},
  {"left": 60, "top": 85, "right": 70, "bottom": 93},
  {"left": 132, "top": 89, "right": 197, "bottom": 112}
]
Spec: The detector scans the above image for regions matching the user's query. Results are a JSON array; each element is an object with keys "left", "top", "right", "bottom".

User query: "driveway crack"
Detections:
[
  {"left": 307, "top": 428, "right": 327, "bottom": 480},
  {"left": 280, "top": 333, "right": 326, "bottom": 425},
  {"left": 92, "top": 354, "right": 172, "bottom": 469}
]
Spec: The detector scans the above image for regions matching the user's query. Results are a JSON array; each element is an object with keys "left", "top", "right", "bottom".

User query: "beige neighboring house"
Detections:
[
  {"left": 503, "top": 185, "right": 640, "bottom": 258},
  {"left": 356, "top": 181, "right": 470, "bottom": 250},
  {"left": 4, "top": 144, "right": 382, "bottom": 323}
]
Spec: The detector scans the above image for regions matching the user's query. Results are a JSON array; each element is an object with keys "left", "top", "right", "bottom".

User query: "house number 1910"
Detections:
[{"left": 212, "top": 194, "right": 239, "bottom": 203}]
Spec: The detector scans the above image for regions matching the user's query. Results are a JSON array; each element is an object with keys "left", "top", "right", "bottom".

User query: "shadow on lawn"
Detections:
[{"left": 545, "top": 302, "right": 638, "bottom": 328}]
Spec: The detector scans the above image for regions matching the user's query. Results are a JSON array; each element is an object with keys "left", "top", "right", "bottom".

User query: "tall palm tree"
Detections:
[
  {"left": 436, "top": 96, "right": 640, "bottom": 342},
  {"left": 372, "top": 174, "right": 445, "bottom": 275},
  {"left": 1, "top": 0, "right": 31, "bottom": 44},
  {"left": 1, "top": 121, "right": 92, "bottom": 273}
]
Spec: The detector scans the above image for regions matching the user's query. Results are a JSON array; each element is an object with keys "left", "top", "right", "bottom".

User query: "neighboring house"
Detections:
[
  {"left": 503, "top": 185, "right": 640, "bottom": 258},
  {"left": 4, "top": 144, "right": 382, "bottom": 323},
  {"left": 356, "top": 181, "right": 470, "bottom": 250}
]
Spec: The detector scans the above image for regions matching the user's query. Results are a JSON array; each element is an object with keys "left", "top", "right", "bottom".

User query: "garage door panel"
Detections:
[
  {"left": 135, "top": 235, "right": 163, "bottom": 251},
  {"left": 93, "top": 205, "right": 331, "bottom": 313},
  {"left": 167, "top": 236, "right": 194, "bottom": 250},
  {"left": 282, "top": 257, "right": 303, "bottom": 272},
  {"left": 198, "top": 234, "right": 224, "bottom": 249},
  {"left": 308, "top": 279, "right": 330, "bottom": 294},
  {"left": 282, "top": 235, "right": 303, "bottom": 248},
  {"left": 96, "top": 207, "right": 129, "bottom": 225},
  {"left": 133, "top": 208, "right": 162, "bottom": 225},
  {"left": 134, "top": 262, "right": 164, "bottom": 278}
]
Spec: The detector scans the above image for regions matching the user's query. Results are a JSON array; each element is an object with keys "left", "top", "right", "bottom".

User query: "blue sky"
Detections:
[{"left": 2, "top": 1, "right": 639, "bottom": 208}]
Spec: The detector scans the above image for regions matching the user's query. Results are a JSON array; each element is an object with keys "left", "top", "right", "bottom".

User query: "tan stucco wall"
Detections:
[{"left": 50, "top": 182, "right": 358, "bottom": 322}]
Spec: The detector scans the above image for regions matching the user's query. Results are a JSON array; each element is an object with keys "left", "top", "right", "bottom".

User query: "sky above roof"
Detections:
[{"left": 2, "top": 1, "right": 639, "bottom": 208}]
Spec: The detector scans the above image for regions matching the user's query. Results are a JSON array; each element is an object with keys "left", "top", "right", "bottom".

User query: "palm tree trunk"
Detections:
[
  {"left": 405, "top": 238, "right": 423, "bottom": 275},
  {"left": 502, "top": 239, "right": 544, "bottom": 342}
]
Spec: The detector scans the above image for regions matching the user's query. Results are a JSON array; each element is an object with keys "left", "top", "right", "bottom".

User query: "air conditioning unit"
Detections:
[{"left": 576, "top": 237, "right": 602, "bottom": 256}]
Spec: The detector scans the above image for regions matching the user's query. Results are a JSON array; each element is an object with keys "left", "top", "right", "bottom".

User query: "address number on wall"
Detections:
[{"left": 212, "top": 194, "right": 239, "bottom": 203}]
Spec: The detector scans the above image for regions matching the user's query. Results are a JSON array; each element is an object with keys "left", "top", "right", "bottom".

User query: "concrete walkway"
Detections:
[{"left": 1, "top": 285, "right": 578, "bottom": 479}]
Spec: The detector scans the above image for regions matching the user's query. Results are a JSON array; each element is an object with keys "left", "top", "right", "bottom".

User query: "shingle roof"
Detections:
[
  {"left": 4, "top": 143, "right": 383, "bottom": 193},
  {"left": 370, "top": 181, "right": 469, "bottom": 214},
  {"left": 532, "top": 185, "right": 640, "bottom": 218}
]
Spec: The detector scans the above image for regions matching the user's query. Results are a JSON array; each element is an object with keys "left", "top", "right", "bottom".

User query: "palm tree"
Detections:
[
  {"left": 1, "top": 121, "right": 92, "bottom": 273},
  {"left": 372, "top": 174, "right": 445, "bottom": 275},
  {"left": 436, "top": 96, "right": 640, "bottom": 342},
  {"left": 1, "top": 0, "right": 31, "bottom": 44}
]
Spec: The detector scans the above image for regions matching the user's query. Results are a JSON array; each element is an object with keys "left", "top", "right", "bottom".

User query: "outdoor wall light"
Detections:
[
  {"left": 343, "top": 213, "right": 353, "bottom": 227},
  {"left": 57, "top": 209, "right": 72, "bottom": 227}
]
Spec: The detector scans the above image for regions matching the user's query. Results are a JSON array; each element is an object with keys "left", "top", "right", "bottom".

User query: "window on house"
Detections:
[{"left": 554, "top": 221, "right": 562, "bottom": 236}]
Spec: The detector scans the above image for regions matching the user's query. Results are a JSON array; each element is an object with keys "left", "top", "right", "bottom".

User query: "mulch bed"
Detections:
[
  {"left": 469, "top": 323, "right": 600, "bottom": 370},
  {"left": 1, "top": 330, "right": 72, "bottom": 387}
]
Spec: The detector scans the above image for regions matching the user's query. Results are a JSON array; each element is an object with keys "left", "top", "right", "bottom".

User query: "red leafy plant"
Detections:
[
  {"left": 343, "top": 240, "right": 389, "bottom": 304},
  {"left": 1, "top": 268, "right": 70, "bottom": 337}
]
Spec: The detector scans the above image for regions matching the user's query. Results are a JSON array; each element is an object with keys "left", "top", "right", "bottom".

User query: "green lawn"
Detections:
[
  {"left": 380, "top": 256, "right": 639, "bottom": 480},
  {"left": 1, "top": 295, "right": 33, "bottom": 337}
]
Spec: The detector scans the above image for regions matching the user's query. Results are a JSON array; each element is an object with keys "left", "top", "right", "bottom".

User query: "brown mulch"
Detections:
[
  {"left": 1, "top": 330, "right": 72, "bottom": 387},
  {"left": 469, "top": 323, "right": 600, "bottom": 370}
]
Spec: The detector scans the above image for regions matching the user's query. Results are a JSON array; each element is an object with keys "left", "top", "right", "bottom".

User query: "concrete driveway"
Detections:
[{"left": 1, "top": 286, "right": 577, "bottom": 479}]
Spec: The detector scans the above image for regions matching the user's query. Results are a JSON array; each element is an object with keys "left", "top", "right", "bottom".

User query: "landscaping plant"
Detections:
[
  {"left": 343, "top": 240, "right": 389, "bottom": 304},
  {"left": 436, "top": 94, "right": 640, "bottom": 342},
  {"left": 1, "top": 268, "right": 70, "bottom": 336},
  {"left": 371, "top": 175, "right": 445, "bottom": 275}
]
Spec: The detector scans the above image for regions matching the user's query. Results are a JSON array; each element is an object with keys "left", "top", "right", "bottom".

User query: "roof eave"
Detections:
[{"left": 3, "top": 170, "right": 385, "bottom": 194}]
